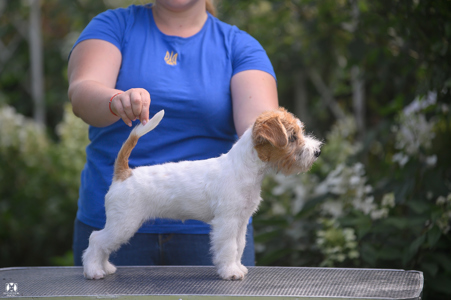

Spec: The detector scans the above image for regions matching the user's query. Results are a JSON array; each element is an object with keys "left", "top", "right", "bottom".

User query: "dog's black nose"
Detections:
[{"left": 314, "top": 150, "right": 321, "bottom": 158}]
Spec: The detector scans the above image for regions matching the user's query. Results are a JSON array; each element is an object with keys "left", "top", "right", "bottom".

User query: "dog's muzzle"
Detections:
[{"left": 314, "top": 150, "right": 321, "bottom": 158}]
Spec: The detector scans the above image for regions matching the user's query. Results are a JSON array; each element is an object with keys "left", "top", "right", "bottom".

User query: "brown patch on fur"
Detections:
[
  {"left": 252, "top": 107, "right": 305, "bottom": 174},
  {"left": 113, "top": 133, "right": 139, "bottom": 181}
]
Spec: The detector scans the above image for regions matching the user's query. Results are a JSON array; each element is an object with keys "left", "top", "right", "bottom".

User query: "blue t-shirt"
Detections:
[{"left": 72, "top": 4, "right": 276, "bottom": 234}]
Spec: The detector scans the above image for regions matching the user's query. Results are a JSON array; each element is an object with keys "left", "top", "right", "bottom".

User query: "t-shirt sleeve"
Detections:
[
  {"left": 70, "top": 8, "right": 130, "bottom": 56},
  {"left": 231, "top": 29, "right": 276, "bottom": 81}
]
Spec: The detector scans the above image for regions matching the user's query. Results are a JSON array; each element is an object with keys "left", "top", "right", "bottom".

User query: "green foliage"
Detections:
[
  {"left": 220, "top": 0, "right": 451, "bottom": 129},
  {"left": 254, "top": 100, "right": 451, "bottom": 299},
  {"left": 0, "top": 104, "right": 88, "bottom": 267},
  {"left": 0, "top": 0, "right": 113, "bottom": 132}
]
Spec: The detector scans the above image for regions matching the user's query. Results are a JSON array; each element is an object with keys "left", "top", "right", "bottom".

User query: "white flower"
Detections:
[
  {"left": 395, "top": 113, "right": 436, "bottom": 156},
  {"left": 0, "top": 105, "right": 48, "bottom": 163},
  {"left": 316, "top": 221, "right": 360, "bottom": 266},
  {"left": 371, "top": 208, "right": 389, "bottom": 220},
  {"left": 343, "top": 228, "right": 356, "bottom": 240},
  {"left": 321, "top": 201, "right": 344, "bottom": 218},
  {"left": 349, "top": 175, "right": 361, "bottom": 187},
  {"left": 314, "top": 181, "right": 329, "bottom": 196},
  {"left": 272, "top": 203, "right": 286, "bottom": 215},
  {"left": 403, "top": 91, "right": 437, "bottom": 116},
  {"left": 392, "top": 152, "right": 409, "bottom": 167},
  {"left": 365, "top": 185, "right": 373, "bottom": 194},
  {"left": 435, "top": 193, "right": 451, "bottom": 234},
  {"left": 382, "top": 193, "right": 396, "bottom": 208},
  {"left": 436, "top": 196, "right": 446, "bottom": 205},
  {"left": 292, "top": 185, "right": 307, "bottom": 214},
  {"left": 425, "top": 155, "right": 437, "bottom": 167},
  {"left": 272, "top": 173, "right": 298, "bottom": 195},
  {"left": 353, "top": 197, "right": 376, "bottom": 215},
  {"left": 271, "top": 173, "right": 314, "bottom": 214}
]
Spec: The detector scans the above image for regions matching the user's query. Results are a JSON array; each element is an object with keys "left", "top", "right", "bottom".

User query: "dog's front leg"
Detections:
[
  {"left": 210, "top": 217, "right": 245, "bottom": 280},
  {"left": 235, "top": 221, "right": 249, "bottom": 275}
]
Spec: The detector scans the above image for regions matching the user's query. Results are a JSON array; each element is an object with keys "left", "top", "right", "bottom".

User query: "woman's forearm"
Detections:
[
  {"left": 231, "top": 70, "right": 279, "bottom": 136},
  {"left": 69, "top": 79, "right": 121, "bottom": 128}
]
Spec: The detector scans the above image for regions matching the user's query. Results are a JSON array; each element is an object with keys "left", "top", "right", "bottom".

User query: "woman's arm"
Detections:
[
  {"left": 68, "top": 39, "right": 150, "bottom": 127},
  {"left": 231, "top": 70, "right": 279, "bottom": 136}
]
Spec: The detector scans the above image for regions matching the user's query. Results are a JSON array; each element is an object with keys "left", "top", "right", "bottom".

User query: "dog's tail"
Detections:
[{"left": 113, "top": 110, "right": 165, "bottom": 181}]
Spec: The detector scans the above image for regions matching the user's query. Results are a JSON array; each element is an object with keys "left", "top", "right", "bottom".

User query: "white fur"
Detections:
[
  {"left": 299, "top": 135, "right": 322, "bottom": 173},
  {"left": 133, "top": 110, "right": 165, "bottom": 138},
  {"left": 82, "top": 110, "right": 321, "bottom": 281}
]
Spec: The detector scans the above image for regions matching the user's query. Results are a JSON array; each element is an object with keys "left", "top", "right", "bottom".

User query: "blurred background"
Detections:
[{"left": 0, "top": 0, "right": 450, "bottom": 298}]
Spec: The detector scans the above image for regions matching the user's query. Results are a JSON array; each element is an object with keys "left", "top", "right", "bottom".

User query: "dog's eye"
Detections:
[{"left": 289, "top": 135, "right": 297, "bottom": 143}]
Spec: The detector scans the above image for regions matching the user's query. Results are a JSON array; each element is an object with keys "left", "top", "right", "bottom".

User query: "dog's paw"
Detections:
[
  {"left": 83, "top": 270, "right": 106, "bottom": 279},
  {"left": 238, "top": 263, "right": 248, "bottom": 275},
  {"left": 104, "top": 261, "right": 117, "bottom": 275},
  {"left": 83, "top": 264, "right": 107, "bottom": 279},
  {"left": 218, "top": 265, "right": 245, "bottom": 281}
]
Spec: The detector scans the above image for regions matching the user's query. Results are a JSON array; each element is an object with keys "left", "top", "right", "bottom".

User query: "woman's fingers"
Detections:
[
  {"left": 139, "top": 90, "right": 151, "bottom": 125},
  {"left": 111, "top": 89, "right": 151, "bottom": 127},
  {"left": 111, "top": 95, "right": 132, "bottom": 127},
  {"left": 130, "top": 89, "right": 143, "bottom": 120}
]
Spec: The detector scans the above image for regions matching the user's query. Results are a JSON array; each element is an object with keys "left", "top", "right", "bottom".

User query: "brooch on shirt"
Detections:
[{"left": 164, "top": 51, "right": 178, "bottom": 66}]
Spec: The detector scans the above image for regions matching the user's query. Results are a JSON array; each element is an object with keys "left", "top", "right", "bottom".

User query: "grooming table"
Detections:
[{"left": 1, "top": 266, "right": 423, "bottom": 299}]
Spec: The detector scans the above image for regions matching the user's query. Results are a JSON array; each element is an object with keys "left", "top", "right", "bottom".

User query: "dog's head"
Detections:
[{"left": 252, "top": 107, "right": 322, "bottom": 175}]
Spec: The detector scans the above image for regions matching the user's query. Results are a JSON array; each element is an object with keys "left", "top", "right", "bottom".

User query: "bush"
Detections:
[
  {"left": 0, "top": 104, "right": 88, "bottom": 267},
  {"left": 253, "top": 94, "right": 451, "bottom": 299}
]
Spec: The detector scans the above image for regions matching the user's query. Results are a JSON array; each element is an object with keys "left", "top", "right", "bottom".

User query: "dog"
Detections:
[{"left": 82, "top": 107, "right": 322, "bottom": 281}]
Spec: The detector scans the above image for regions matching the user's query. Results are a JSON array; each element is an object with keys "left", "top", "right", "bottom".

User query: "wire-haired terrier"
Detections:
[{"left": 83, "top": 107, "right": 322, "bottom": 280}]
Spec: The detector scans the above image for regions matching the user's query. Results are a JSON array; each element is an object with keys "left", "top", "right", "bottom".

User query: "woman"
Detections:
[{"left": 68, "top": 0, "right": 278, "bottom": 266}]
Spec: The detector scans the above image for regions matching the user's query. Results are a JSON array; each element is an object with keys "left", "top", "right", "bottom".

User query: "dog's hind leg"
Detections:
[
  {"left": 82, "top": 230, "right": 110, "bottom": 279},
  {"left": 83, "top": 209, "right": 144, "bottom": 279}
]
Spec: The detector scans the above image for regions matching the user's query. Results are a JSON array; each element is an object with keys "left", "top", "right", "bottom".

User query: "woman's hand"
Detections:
[{"left": 110, "top": 88, "right": 151, "bottom": 126}]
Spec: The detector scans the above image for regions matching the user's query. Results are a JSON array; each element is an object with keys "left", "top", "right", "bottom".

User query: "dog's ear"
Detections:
[{"left": 253, "top": 113, "right": 288, "bottom": 149}]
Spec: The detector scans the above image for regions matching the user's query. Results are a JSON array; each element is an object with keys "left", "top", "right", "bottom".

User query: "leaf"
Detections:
[
  {"left": 254, "top": 229, "right": 284, "bottom": 243},
  {"left": 383, "top": 216, "right": 410, "bottom": 230},
  {"left": 426, "top": 275, "right": 451, "bottom": 295},
  {"left": 257, "top": 248, "right": 294, "bottom": 266},
  {"left": 341, "top": 215, "right": 372, "bottom": 238},
  {"left": 407, "top": 200, "right": 430, "bottom": 214},
  {"left": 427, "top": 225, "right": 442, "bottom": 248},
  {"left": 377, "top": 247, "right": 403, "bottom": 261},
  {"left": 50, "top": 251, "right": 74, "bottom": 267},
  {"left": 420, "top": 261, "right": 439, "bottom": 277},
  {"left": 253, "top": 217, "right": 289, "bottom": 227},
  {"left": 378, "top": 95, "right": 405, "bottom": 115},
  {"left": 348, "top": 38, "right": 367, "bottom": 62},
  {"left": 356, "top": 219, "right": 373, "bottom": 238},
  {"left": 403, "top": 235, "right": 426, "bottom": 266},
  {"left": 360, "top": 244, "right": 378, "bottom": 266},
  {"left": 295, "top": 194, "right": 329, "bottom": 218},
  {"left": 426, "top": 253, "right": 451, "bottom": 273}
]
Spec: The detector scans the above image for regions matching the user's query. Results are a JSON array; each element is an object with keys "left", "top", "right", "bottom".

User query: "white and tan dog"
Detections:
[{"left": 83, "top": 107, "right": 321, "bottom": 281}]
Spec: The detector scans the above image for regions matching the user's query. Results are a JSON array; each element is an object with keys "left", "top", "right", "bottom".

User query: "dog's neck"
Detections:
[{"left": 227, "top": 128, "right": 268, "bottom": 184}]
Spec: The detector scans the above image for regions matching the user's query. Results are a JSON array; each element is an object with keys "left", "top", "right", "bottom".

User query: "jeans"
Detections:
[{"left": 73, "top": 219, "right": 255, "bottom": 266}]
